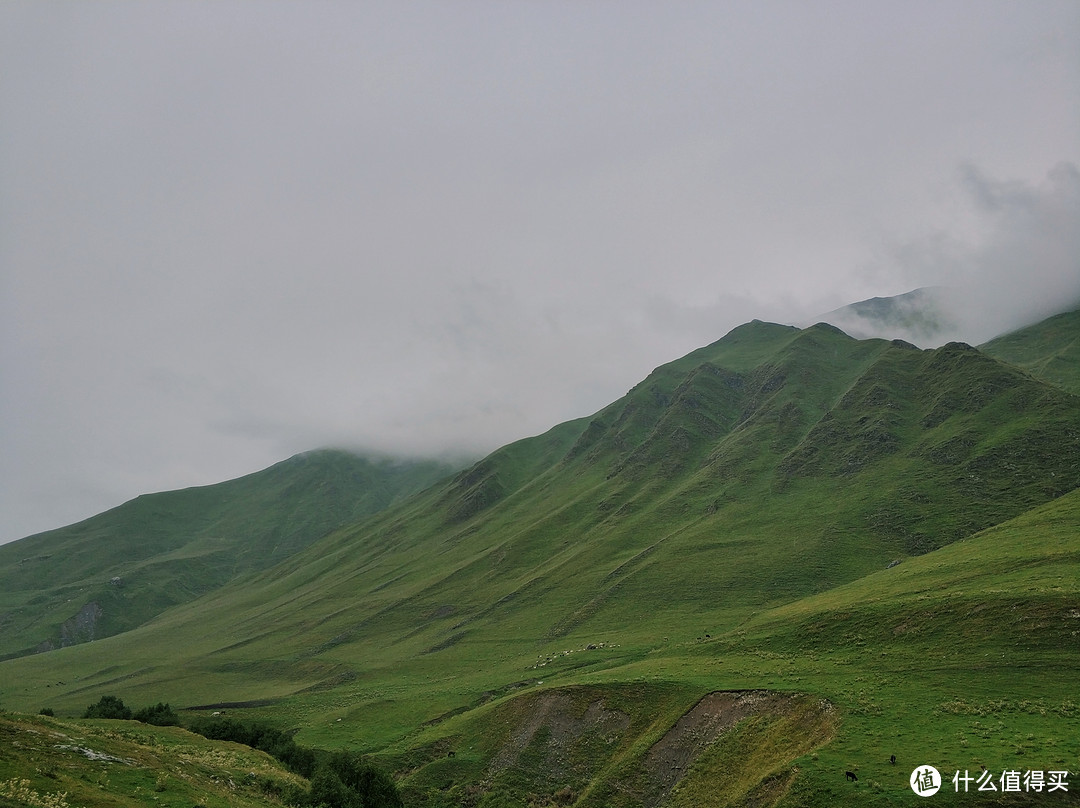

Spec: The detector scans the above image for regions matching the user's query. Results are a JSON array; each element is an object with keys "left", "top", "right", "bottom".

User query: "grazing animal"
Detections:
[
  {"left": 447, "top": 751, "right": 455, "bottom": 758},
  {"left": 890, "top": 755, "right": 896, "bottom": 765},
  {"left": 845, "top": 771, "right": 858, "bottom": 782}
]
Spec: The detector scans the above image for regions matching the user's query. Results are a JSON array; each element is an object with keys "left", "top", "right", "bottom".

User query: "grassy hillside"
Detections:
[
  {"left": 0, "top": 450, "right": 458, "bottom": 660},
  {"left": 981, "top": 308, "right": 1080, "bottom": 395},
  {"left": 261, "top": 488, "right": 1079, "bottom": 807},
  {"left": 1, "top": 315, "right": 1077, "bottom": 806},
  {"left": 0, "top": 711, "right": 307, "bottom": 808}
]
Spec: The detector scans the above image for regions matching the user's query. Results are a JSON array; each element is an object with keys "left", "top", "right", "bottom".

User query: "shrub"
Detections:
[
  {"left": 309, "top": 763, "right": 354, "bottom": 808},
  {"left": 133, "top": 702, "right": 179, "bottom": 726},
  {"left": 82, "top": 695, "right": 131, "bottom": 720},
  {"left": 310, "top": 751, "right": 403, "bottom": 808},
  {"left": 187, "top": 717, "right": 402, "bottom": 808}
]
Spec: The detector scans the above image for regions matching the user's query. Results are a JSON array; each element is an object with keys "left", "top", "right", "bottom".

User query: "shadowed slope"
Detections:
[{"left": 0, "top": 449, "right": 459, "bottom": 659}]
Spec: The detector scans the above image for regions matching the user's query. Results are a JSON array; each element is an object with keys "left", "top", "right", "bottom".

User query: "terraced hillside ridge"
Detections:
[
  {"left": 1, "top": 312, "right": 1078, "bottom": 806},
  {"left": 0, "top": 449, "right": 459, "bottom": 660}
]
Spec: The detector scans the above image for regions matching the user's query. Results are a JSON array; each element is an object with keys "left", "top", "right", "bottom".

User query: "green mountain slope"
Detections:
[
  {"left": 2, "top": 316, "right": 1078, "bottom": 806},
  {"left": 981, "top": 308, "right": 1080, "bottom": 395},
  {"left": 0, "top": 450, "right": 458, "bottom": 660},
  {"left": 383, "top": 488, "right": 1080, "bottom": 808}
]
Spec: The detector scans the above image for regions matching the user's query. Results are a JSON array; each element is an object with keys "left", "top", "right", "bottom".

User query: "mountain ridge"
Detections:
[
  {"left": 0, "top": 449, "right": 460, "bottom": 660},
  {"left": 4, "top": 312, "right": 1074, "bottom": 680},
  {"left": 2, "top": 305, "right": 1078, "bottom": 807}
]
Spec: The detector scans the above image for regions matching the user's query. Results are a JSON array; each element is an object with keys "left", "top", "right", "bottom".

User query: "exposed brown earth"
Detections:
[
  {"left": 644, "top": 691, "right": 796, "bottom": 801},
  {"left": 470, "top": 687, "right": 835, "bottom": 807},
  {"left": 489, "top": 690, "right": 631, "bottom": 782}
]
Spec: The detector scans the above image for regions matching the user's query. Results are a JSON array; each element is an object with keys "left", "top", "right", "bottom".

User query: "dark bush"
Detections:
[
  {"left": 187, "top": 717, "right": 401, "bottom": 808},
  {"left": 82, "top": 695, "right": 131, "bottom": 720},
  {"left": 189, "top": 717, "right": 314, "bottom": 773},
  {"left": 133, "top": 702, "right": 180, "bottom": 726},
  {"left": 313, "top": 751, "right": 402, "bottom": 808},
  {"left": 38, "top": 707, "right": 54, "bottom": 716},
  {"left": 309, "top": 763, "right": 355, "bottom": 808}
]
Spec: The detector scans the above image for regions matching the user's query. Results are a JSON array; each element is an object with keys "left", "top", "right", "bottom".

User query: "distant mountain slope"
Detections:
[
  {"left": 0, "top": 449, "right": 458, "bottom": 660},
  {"left": 817, "top": 287, "right": 1080, "bottom": 355},
  {"left": 980, "top": 308, "right": 1080, "bottom": 395},
  {"left": 5, "top": 315, "right": 1077, "bottom": 729},
  {"left": 814, "top": 287, "right": 962, "bottom": 345}
]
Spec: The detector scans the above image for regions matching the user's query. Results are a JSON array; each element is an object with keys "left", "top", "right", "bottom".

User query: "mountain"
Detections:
[
  {"left": 0, "top": 449, "right": 459, "bottom": 660},
  {"left": 981, "top": 308, "right": 1080, "bottom": 395},
  {"left": 1, "top": 313, "right": 1078, "bottom": 807},
  {"left": 813, "top": 286, "right": 963, "bottom": 345},
  {"left": 817, "top": 287, "right": 1080, "bottom": 354}
]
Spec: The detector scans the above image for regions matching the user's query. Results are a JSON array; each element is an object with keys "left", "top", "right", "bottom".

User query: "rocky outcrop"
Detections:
[{"left": 59, "top": 602, "right": 103, "bottom": 646}]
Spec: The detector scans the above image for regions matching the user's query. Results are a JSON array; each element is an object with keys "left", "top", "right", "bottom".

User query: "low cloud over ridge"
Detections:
[
  {"left": 817, "top": 163, "right": 1080, "bottom": 346},
  {"left": 1, "top": 2, "right": 1077, "bottom": 543}
]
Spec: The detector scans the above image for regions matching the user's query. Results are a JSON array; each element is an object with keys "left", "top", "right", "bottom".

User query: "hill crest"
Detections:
[{"left": 0, "top": 449, "right": 459, "bottom": 660}]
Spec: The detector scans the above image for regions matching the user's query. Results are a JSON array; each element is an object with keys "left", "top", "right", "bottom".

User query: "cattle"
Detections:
[
  {"left": 890, "top": 755, "right": 896, "bottom": 765},
  {"left": 845, "top": 771, "right": 858, "bottom": 782}
]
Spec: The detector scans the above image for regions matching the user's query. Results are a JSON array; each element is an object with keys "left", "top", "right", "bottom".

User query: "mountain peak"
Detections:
[{"left": 813, "top": 286, "right": 960, "bottom": 346}]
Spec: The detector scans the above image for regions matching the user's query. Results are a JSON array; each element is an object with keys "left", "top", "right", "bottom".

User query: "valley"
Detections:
[{"left": 2, "top": 309, "right": 1078, "bottom": 806}]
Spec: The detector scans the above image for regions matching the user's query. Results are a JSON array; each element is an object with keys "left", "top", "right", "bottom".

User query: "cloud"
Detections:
[
  {"left": 813, "top": 161, "right": 1080, "bottom": 346},
  {"left": 1, "top": 1, "right": 1078, "bottom": 543},
  {"left": 956, "top": 162, "right": 1080, "bottom": 337},
  {"left": 839, "top": 163, "right": 1080, "bottom": 346}
]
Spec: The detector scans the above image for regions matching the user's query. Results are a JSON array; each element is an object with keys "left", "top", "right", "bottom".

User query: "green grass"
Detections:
[
  {"left": 2, "top": 313, "right": 1079, "bottom": 806},
  {"left": 982, "top": 309, "right": 1080, "bottom": 395},
  {"left": 0, "top": 711, "right": 307, "bottom": 807}
]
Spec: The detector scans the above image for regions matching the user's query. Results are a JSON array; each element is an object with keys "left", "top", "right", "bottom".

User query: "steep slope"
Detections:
[
  {"left": 981, "top": 308, "right": 1080, "bottom": 395},
  {"left": 3, "top": 319, "right": 1076, "bottom": 716},
  {"left": 0, "top": 449, "right": 458, "bottom": 660}
]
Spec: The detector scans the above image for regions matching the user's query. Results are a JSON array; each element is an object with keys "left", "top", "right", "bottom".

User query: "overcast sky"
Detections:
[{"left": 2, "top": 1, "right": 1078, "bottom": 544}]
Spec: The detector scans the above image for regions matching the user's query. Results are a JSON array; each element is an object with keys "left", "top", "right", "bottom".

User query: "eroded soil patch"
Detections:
[
  {"left": 402, "top": 685, "right": 834, "bottom": 808},
  {"left": 489, "top": 690, "right": 630, "bottom": 784},
  {"left": 645, "top": 691, "right": 790, "bottom": 796}
]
